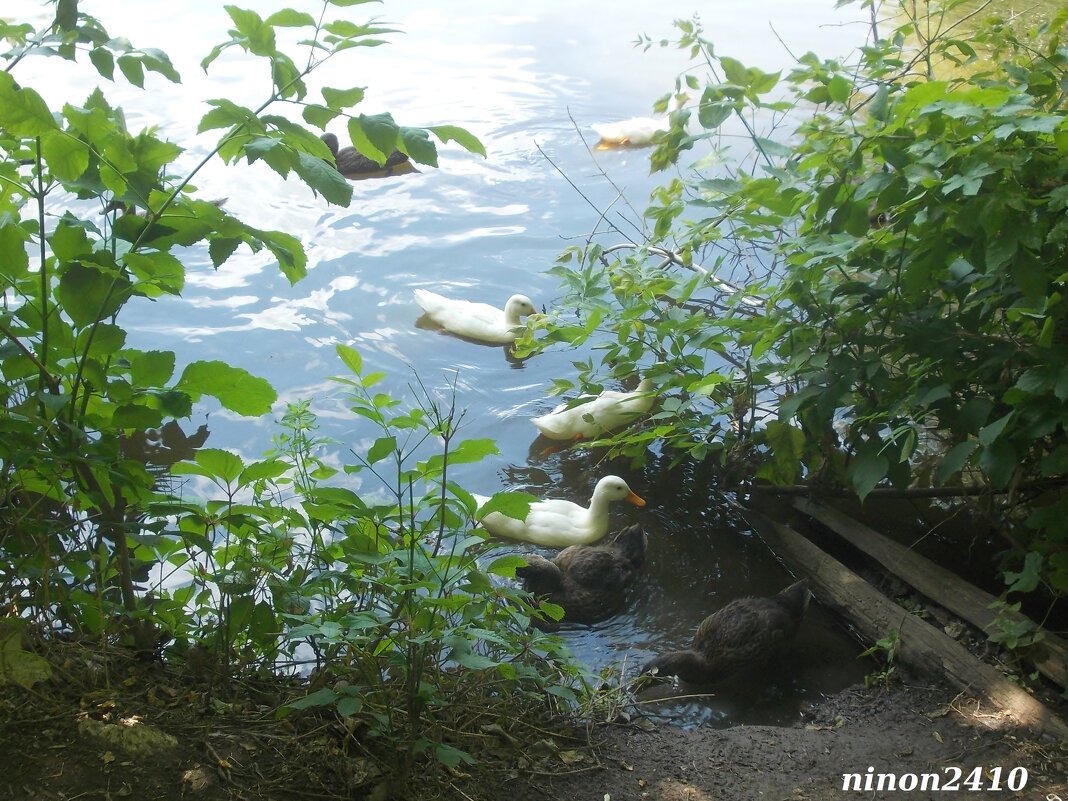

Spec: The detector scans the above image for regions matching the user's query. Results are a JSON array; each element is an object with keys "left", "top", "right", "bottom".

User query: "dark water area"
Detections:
[{"left": 12, "top": 0, "right": 876, "bottom": 725}]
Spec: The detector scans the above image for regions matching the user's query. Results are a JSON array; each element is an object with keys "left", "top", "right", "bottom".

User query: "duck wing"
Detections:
[
  {"left": 691, "top": 597, "right": 805, "bottom": 680},
  {"left": 554, "top": 548, "right": 628, "bottom": 590}
]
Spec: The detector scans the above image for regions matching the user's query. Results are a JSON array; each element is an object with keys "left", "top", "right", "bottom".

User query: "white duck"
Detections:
[
  {"left": 592, "top": 95, "right": 688, "bottom": 147},
  {"left": 413, "top": 289, "right": 536, "bottom": 344},
  {"left": 477, "top": 475, "right": 645, "bottom": 547},
  {"left": 591, "top": 116, "right": 669, "bottom": 147},
  {"left": 532, "top": 378, "right": 655, "bottom": 441}
]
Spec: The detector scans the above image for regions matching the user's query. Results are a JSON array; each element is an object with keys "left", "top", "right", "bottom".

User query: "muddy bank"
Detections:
[
  {"left": 514, "top": 681, "right": 1068, "bottom": 801},
  {"left": 4, "top": 648, "right": 1065, "bottom": 801}
]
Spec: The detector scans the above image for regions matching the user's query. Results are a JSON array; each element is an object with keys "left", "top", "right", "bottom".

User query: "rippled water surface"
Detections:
[{"left": 15, "top": 0, "right": 875, "bottom": 726}]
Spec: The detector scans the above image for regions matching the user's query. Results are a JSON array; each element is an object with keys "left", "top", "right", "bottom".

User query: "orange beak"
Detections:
[{"left": 626, "top": 491, "right": 646, "bottom": 507}]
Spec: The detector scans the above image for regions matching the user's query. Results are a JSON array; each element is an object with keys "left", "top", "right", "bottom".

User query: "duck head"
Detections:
[
  {"left": 592, "top": 475, "right": 646, "bottom": 507},
  {"left": 503, "top": 294, "right": 537, "bottom": 325},
  {"left": 640, "top": 650, "right": 714, "bottom": 685}
]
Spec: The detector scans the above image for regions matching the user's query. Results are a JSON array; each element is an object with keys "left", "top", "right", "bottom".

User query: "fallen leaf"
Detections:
[
  {"left": 558, "top": 750, "right": 584, "bottom": 765},
  {"left": 932, "top": 731, "right": 943, "bottom": 743},
  {"left": 528, "top": 739, "right": 558, "bottom": 758},
  {"left": 101, "top": 751, "right": 116, "bottom": 765}
]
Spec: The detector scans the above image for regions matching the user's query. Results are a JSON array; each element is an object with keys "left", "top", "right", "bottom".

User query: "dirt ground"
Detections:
[
  {"left": 4, "top": 652, "right": 1066, "bottom": 801},
  {"left": 515, "top": 681, "right": 1068, "bottom": 801}
]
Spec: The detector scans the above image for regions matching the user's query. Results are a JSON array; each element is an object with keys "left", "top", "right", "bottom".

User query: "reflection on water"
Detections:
[{"left": 15, "top": 0, "right": 874, "bottom": 725}]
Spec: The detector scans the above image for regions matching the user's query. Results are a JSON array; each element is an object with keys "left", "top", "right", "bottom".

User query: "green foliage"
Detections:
[
  {"left": 0, "top": 2, "right": 520, "bottom": 782},
  {"left": 527, "top": 4, "right": 1067, "bottom": 604},
  {"left": 151, "top": 355, "right": 583, "bottom": 771},
  {"left": 860, "top": 629, "right": 900, "bottom": 687}
]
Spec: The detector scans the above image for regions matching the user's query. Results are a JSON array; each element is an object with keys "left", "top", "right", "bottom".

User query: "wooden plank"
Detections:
[
  {"left": 793, "top": 497, "right": 1068, "bottom": 689},
  {"left": 743, "top": 508, "right": 1068, "bottom": 741}
]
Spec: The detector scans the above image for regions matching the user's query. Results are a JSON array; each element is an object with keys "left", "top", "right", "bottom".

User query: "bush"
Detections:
[
  {"left": 521, "top": 2, "right": 1068, "bottom": 602},
  {"left": 0, "top": 0, "right": 578, "bottom": 779}
]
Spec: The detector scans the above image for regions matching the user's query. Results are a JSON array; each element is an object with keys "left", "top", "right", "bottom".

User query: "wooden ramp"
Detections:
[
  {"left": 793, "top": 497, "right": 1068, "bottom": 690},
  {"left": 742, "top": 506, "right": 1068, "bottom": 741}
]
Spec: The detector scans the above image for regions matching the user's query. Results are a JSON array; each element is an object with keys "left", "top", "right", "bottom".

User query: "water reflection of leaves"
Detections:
[{"left": 119, "top": 420, "right": 210, "bottom": 470}]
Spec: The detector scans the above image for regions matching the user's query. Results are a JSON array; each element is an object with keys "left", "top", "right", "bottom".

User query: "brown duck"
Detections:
[
  {"left": 641, "top": 579, "right": 811, "bottom": 683},
  {"left": 516, "top": 524, "right": 647, "bottom": 625},
  {"left": 320, "top": 132, "right": 409, "bottom": 175}
]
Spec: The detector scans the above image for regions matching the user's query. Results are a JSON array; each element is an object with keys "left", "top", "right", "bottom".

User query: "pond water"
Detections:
[{"left": 13, "top": 0, "right": 876, "bottom": 726}]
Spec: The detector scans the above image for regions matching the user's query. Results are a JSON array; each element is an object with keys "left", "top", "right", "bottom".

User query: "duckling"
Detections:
[
  {"left": 320, "top": 132, "right": 409, "bottom": 175},
  {"left": 517, "top": 524, "right": 648, "bottom": 625},
  {"left": 641, "top": 579, "right": 811, "bottom": 684}
]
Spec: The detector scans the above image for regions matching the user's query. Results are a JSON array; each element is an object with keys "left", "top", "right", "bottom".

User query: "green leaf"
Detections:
[
  {"left": 978, "top": 411, "right": 1013, "bottom": 446},
  {"left": 720, "top": 56, "right": 748, "bottom": 86},
  {"left": 56, "top": 263, "right": 132, "bottom": 328},
  {"left": 128, "top": 350, "right": 176, "bottom": 386},
  {"left": 934, "top": 439, "right": 977, "bottom": 483},
  {"left": 176, "top": 360, "right": 277, "bottom": 416},
  {"left": 827, "top": 75, "right": 851, "bottom": 104},
  {"left": 427, "top": 125, "right": 486, "bottom": 157},
  {"left": 488, "top": 555, "right": 529, "bottom": 578},
  {"left": 41, "top": 131, "right": 90, "bottom": 180},
  {"left": 336, "top": 344, "right": 362, "bottom": 375},
  {"left": 449, "top": 439, "right": 499, "bottom": 465},
  {"left": 366, "top": 436, "right": 396, "bottom": 465},
  {"left": 265, "top": 9, "right": 315, "bottom": 27},
  {"left": 195, "top": 448, "right": 245, "bottom": 484},
  {"left": 259, "top": 229, "right": 307, "bottom": 284},
  {"left": 284, "top": 687, "right": 338, "bottom": 711},
  {"left": 477, "top": 492, "right": 536, "bottom": 522},
  {"left": 54, "top": 0, "right": 77, "bottom": 30},
  {"left": 336, "top": 694, "right": 363, "bottom": 717},
  {"left": 293, "top": 151, "right": 353, "bottom": 206},
  {"left": 756, "top": 420, "right": 805, "bottom": 485},
  {"left": 240, "top": 458, "right": 288, "bottom": 485},
  {"left": 349, "top": 113, "right": 398, "bottom": 162},
  {"left": 198, "top": 99, "right": 255, "bottom": 133},
  {"left": 697, "top": 87, "right": 733, "bottom": 129},
  {"left": 117, "top": 55, "right": 145, "bottom": 88},
  {"left": 321, "top": 86, "right": 365, "bottom": 109},
  {"left": 124, "top": 251, "right": 186, "bottom": 296},
  {"left": 433, "top": 743, "right": 475, "bottom": 768},
  {"left": 0, "top": 73, "right": 58, "bottom": 135},
  {"left": 225, "top": 6, "right": 275, "bottom": 56},
  {"left": 0, "top": 220, "right": 31, "bottom": 280},
  {"left": 208, "top": 237, "right": 242, "bottom": 268},
  {"left": 301, "top": 104, "right": 339, "bottom": 128},
  {"left": 399, "top": 127, "right": 437, "bottom": 167},
  {"left": 248, "top": 601, "right": 276, "bottom": 646},
  {"left": 979, "top": 439, "right": 1016, "bottom": 488},
  {"left": 1004, "top": 552, "right": 1042, "bottom": 594},
  {"left": 848, "top": 444, "right": 888, "bottom": 501},
  {"left": 0, "top": 633, "right": 53, "bottom": 689},
  {"left": 139, "top": 48, "right": 181, "bottom": 83}
]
